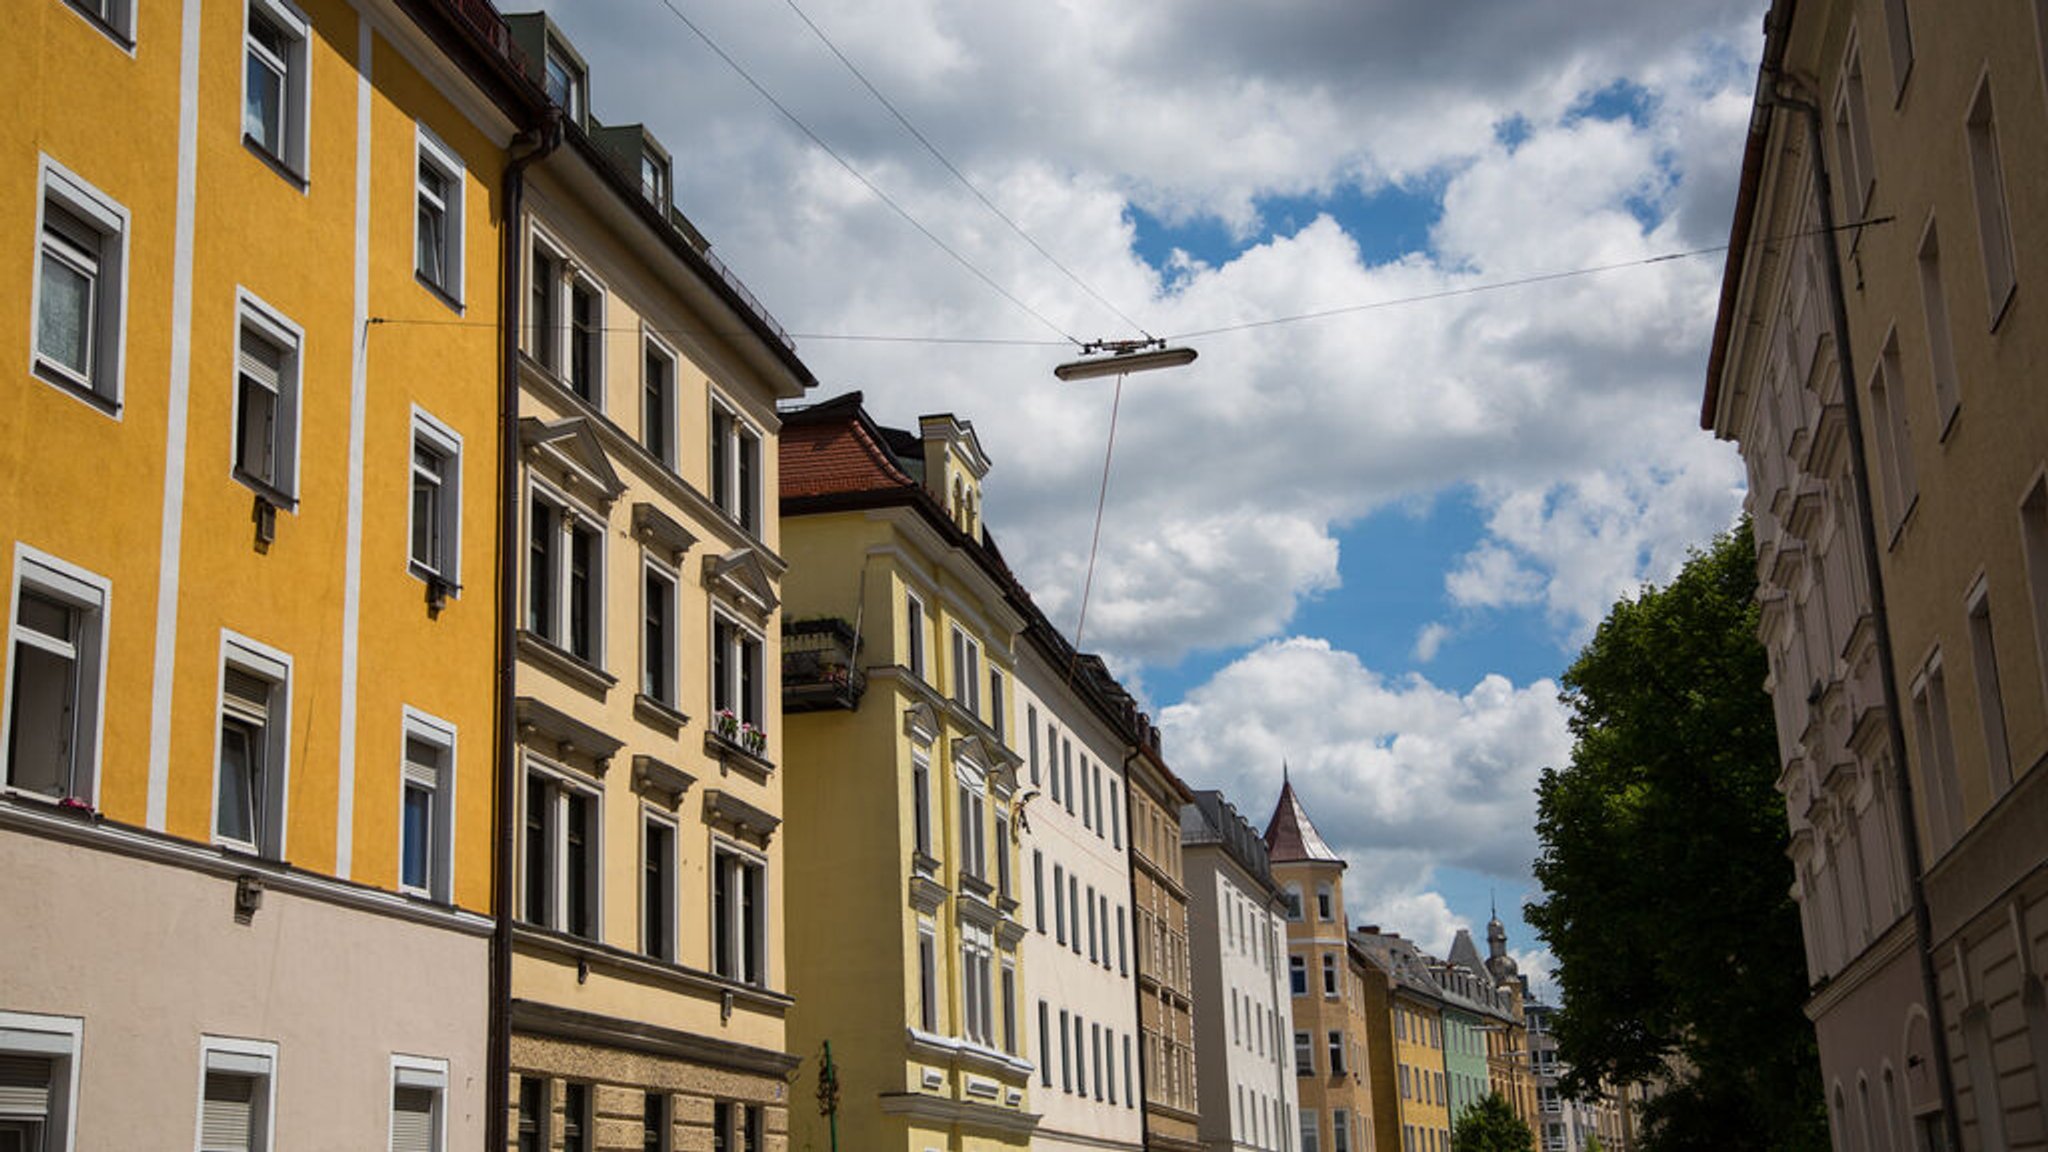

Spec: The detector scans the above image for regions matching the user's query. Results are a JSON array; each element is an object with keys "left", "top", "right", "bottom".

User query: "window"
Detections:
[
  {"left": 1295, "top": 1031, "right": 1314, "bottom": 1075},
  {"left": 1027, "top": 706, "right": 1040, "bottom": 784},
  {"left": 713, "top": 843, "right": 766, "bottom": 986},
  {"left": 640, "top": 152, "right": 669, "bottom": 208},
  {"left": 1001, "top": 962, "right": 1017, "bottom": 1055},
  {"left": 1123, "top": 1035, "right": 1133, "bottom": 1109},
  {"left": 642, "top": 338, "right": 676, "bottom": 467},
  {"left": 958, "top": 775, "right": 986, "bottom": 879},
  {"left": 1100, "top": 893, "right": 1111, "bottom": 969},
  {"left": 561, "top": 1083, "right": 590, "bottom": 1152},
  {"left": 1080, "top": 756, "right": 1093, "bottom": 830},
  {"left": 711, "top": 402, "right": 762, "bottom": 533},
  {"left": 1117, "top": 906, "right": 1127, "bottom": 974},
  {"left": 1917, "top": 217, "right": 1961, "bottom": 435},
  {"left": 989, "top": 669, "right": 1006, "bottom": 740},
  {"left": 1833, "top": 41, "right": 1877, "bottom": 219},
  {"left": 543, "top": 39, "right": 585, "bottom": 124},
  {"left": 242, "top": 0, "right": 309, "bottom": 177},
  {"left": 1290, "top": 955, "right": 1308, "bottom": 996},
  {"left": 414, "top": 128, "right": 464, "bottom": 304},
  {"left": 709, "top": 1102, "right": 762, "bottom": 1152},
  {"left": 0, "top": 1011, "right": 81, "bottom": 1152},
  {"left": 410, "top": 409, "right": 462, "bottom": 590},
  {"left": 199, "top": 1037, "right": 277, "bottom": 1152},
  {"left": 399, "top": 711, "right": 455, "bottom": 901},
  {"left": 1316, "top": 883, "right": 1334, "bottom": 921},
  {"left": 4, "top": 548, "right": 108, "bottom": 802},
  {"left": 216, "top": 634, "right": 290, "bottom": 858},
  {"left": 1053, "top": 862, "right": 1067, "bottom": 942},
  {"left": 516, "top": 1078, "right": 546, "bottom": 1152},
  {"left": 390, "top": 1057, "right": 447, "bottom": 1152},
  {"left": 961, "top": 924, "right": 994, "bottom": 1046},
  {"left": 527, "top": 487, "right": 604, "bottom": 664},
  {"left": 2022, "top": 476, "right": 2048, "bottom": 704},
  {"left": 1092, "top": 1023, "right": 1104, "bottom": 1099},
  {"left": 917, "top": 924, "right": 938, "bottom": 1031},
  {"left": 1070, "top": 874, "right": 1080, "bottom": 954},
  {"left": 1323, "top": 953, "right": 1339, "bottom": 996},
  {"left": 1302, "top": 1109, "right": 1321, "bottom": 1152},
  {"left": 1328, "top": 1031, "right": 1345, "bottom": 1074},
  {"left": 905, "top": 593, "right": 926, "bottom": 678},
  {"left": 1033, "top": 850, "right": 1045, "bottom": 931},
  {"left": 712, "top": 612, "right": 765, "bottom": 737},
  {"left": 1966, "top": 75, "right": 2018, "bottom": 327},
  {"left": 1087, "top": 884, "right": 1098, "bottom": 961},
  {"left": 1060, "top": 1009, "right": 1072, "bottom": 1091},
  {"left": 643, "top": 815, "right": 676, "bottom": 960},
  {"left": 522, "top": 768, "right": 599, "bottom": 938},
  {"left": 642, "top": 1093, "right": 669, "bottom": 1152},
  {"left": 994, "top": 812, "right": 1011, "bottom": 897},
  {"left": 32, "top": 159, "right": 128, "bottom": 409},
  {"left": 1909, "top": 653, "right": 1964, "bottom": 853},
  {"left": 1074, "top": 1014, "right": 1087, "bottom": 1095},
  {"left": 1039, "top": 1001, "right": 1052, "bottom": 1086},
  {"left": 233, "top": 294, "right": 303, "bottom": 504},
  {"left": 566, "top": 276, "right": 602, "bottom": 403},
  {"left": 1334, "top": 1110, "right": 1351, "bottom": 1152},
  {"left": 528, "top": 241, "right": 560, "bottom": 369},
  {"left": 1063, "top": 742, "right": 1075, "bottom": 815},
  {"left": 950, "top": 628, "right": 981, "bottom": 715},
  {"left": 1966, "top": 580, "right": 2013, "bottom": 794},
  {"left": 642, "top": 562, "right": 678, "bottom": 706},
  {"left": 912, "top": 750, "right": 932, "bottom": 857},
  {"left": 1109, "top": 787, "right": 1120, "bottom": 848},
  {"left": 61, "top": 0, "right": 135, "bottom": 44},
  {"left": 1284, "top": 884, "right": 1303, "bottom": 921},
  {"left": 1868, "top": 330, "right": 1918, "bottom": 533}
]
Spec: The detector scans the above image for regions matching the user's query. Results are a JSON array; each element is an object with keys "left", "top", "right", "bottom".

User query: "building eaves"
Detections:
[{"left": 397, "top": 0, "right": 553, "bottom": 126}]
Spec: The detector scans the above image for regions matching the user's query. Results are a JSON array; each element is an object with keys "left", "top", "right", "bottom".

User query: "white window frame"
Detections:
[
  {"left": 230, "top": 290, "right": 304, "bottom": 506},
  {"left": 195, "top": 1035, "right": 279, "bottom": 1152},
  {"left": 641, "top": 556, "right": 680, "bottom": 708},
  {"left": 957, "top": 764, "right": 988, "bottom": 880},
  {"left": 413, "top": 126, "right": 464, "bottom": 307},
  {"left": 61, "top": 0, "right": 137, "bottom": 48},
  {"left": 950, "top": 626, "right": 981, "bottom": 715},
  {"left": 542, "top": 38, "right": 585, "bottom": 125},
  {"left": 641, "top": 807, "right": 678, "bottom": 961},
  {"left": 565, "top": 272, "right": 604, "bottom": 406},
  {"left": 521, "top": 760, "right": 601, "bottom": 938},
  {"left": 641, "top": 332, "right": 678, "bottom": 469},
  {"left": 960, "top": 921, "right": 995, "bottom": 1047},
  {"left": 398, "top": 708, "right": 456, "bottom": 902},
  {"left": 2, "top": 545, "right": 111, "bottom": 805},
  {"left": 917, "top": 920, "right": 939, "bottom": 1032},
  {"left": 709, "top": 397, "right": 763, "bottom": 535},
  {"left": 904, "top": 592, "right": 926, "bottom": 679},
  {"left": 212, "top": 631, "right": 292, "bottom": 859},
  {"left": 525, "top": 479, "right": 605, "bottom": 666},
  {"left": 711, "top": 837, "right": 768, "bottom": 987},
  {"left": 526, "top": 230, "right": 566, "bottom": 373},
  {"left": 1965, "top": 71, "right": 2019, "bottom": 329},
  {"left": 409, "top": 406, "right": 463, "bottom": 592},
  {"left": 0, "top": 1011, "right": 82, "bottom": 1152},
  {"left": 388, "top": 1055, "right": 448, "bottom": 1152},
  {"left": 240, "top": 0, "right": 311, "bottom": 181},
  {"left": 31, "top": 157, "right": 129, "bottom": 413},
  {"left": 710, "top": 608, "right": 764, "bottom": 732},
  {"left": 1964, "top": 577, "right": 2013, "bottom": 794}
]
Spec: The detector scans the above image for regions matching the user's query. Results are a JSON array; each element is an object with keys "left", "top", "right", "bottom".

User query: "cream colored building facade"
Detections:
[
  {"left": 1706, "top": 3, "right": 2048, "bottom": 1150},
  {"left": 502, "top": 13, "right": 815, "bottom": 1147}
]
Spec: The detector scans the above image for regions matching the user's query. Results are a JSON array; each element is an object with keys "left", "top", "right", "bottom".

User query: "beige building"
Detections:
[
  {"left": 1132, "top": 725, "right": 1203, "bottom": 1152},
  {"left": 1705, "top": 3, "right": 2048, "bottom": 1150},
  {"left": 500, "top": 12, "right": 816, "bottom": 1148}
]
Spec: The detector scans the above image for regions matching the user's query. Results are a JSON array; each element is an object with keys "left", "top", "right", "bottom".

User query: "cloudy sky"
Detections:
[{"left": 553, "top": 0, "right": 1765, "bottom": 994}]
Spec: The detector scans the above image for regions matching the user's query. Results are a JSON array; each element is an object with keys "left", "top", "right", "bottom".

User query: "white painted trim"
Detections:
[
  {"left": 399, "top": 706, "right": 457, "bottom": 903},
  {"left": 412, "top": 121, "right": 466, "bottom": 309},
  {"left": 147, "top": 0, "right": 208, "bottom": 830},
  {"left": 241, "top": 0, "right": 314, "bottom": 186},
  {"left": 640, "top": 804, "right": 680, "bottom": 961},
  {"left": 0, "top": 1010, "right": 82, "bottom": 1152},
  {"left": 2, "top": 544, "right": 113, "bottom": 807},
  {"left": 230, "top": 287, "right": 306, "bottom": 505},
  {"left": 640, "top": 554, "right": 680, "bottom": 708},
  {"left": 408, "top": 404, "right": 464, "bottom": 592},
  {"left": 212, "top": 629, "right": 294, "bottom": 860},
  {"left": 195, "top": 1035, "right": 280, "bottom": 1152},
  {"left": 336, "top": 20, "right": 372, "bottom": 880},
  {"left": 524, "top": 474, "right": 607, "bottom": 668},
  {"left": 30, "top": 155, "right": 131, "bottom": 417},
  {"left": 520, "top": 756, "right": 604, "bottom": 938},
  {"left": 389, "top": 1053, "right": 450, "bottom": 1152}
]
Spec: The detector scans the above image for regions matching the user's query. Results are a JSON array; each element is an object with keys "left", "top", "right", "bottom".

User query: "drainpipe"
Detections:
[
  {"left": 1761, "top": 69, "right": 1963, "bottom": 1152},
  {"left": 487, "top": 109, "right": 561, "bottom": 1152}
]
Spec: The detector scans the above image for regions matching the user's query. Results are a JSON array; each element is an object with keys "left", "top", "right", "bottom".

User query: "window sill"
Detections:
[
  {"left": 634, "top": 693, "right": 690, "bottom": 735},
  {"left": 415, "top": 272, "right": 464, "bottom": 314},
  {"left": 703, "top": 731, "right": 774, "bottom": 780},
  {"left": 511, "top": 922, "right": 792, "bottom": 1007},
  {"left": 517, "top": 630, "right": 615, "bottom": 696},
  {"left": 31, "top": 360, "right": 121, "bottom": 418},
  {"left": 234, "top": 470, "right": 299, "bottom": 513},
  {"left": 243, "top": 135, "right": 308, "bottom": 191}
]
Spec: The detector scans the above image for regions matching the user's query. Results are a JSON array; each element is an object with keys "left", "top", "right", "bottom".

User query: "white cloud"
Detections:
[
  {"left": 1412, "top": 622, "right": 1452, "bottom": 663},
  {"left": 1159, "top": 637, "right": 1572, "bottom": 894},
  {"left": 1366, "top": 890, "right": 1472, "bottom": 960},
  {"left": 553, "top": 0, "right": 1761, "bottom": 665},
  {"left": 1512, "top": 946, "right": 1560, "bottom": 1005}
]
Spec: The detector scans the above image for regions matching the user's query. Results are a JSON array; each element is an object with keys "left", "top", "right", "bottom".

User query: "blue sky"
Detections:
[{"left": 574, "top": 0, "right": 1768, "bottom": 984}]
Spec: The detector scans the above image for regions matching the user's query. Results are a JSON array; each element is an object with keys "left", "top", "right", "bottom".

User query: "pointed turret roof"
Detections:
[
  {"left": 1263, "top": 772, "right": 1344, "bottom": 866},
  {"left": 1448, "top": 927, "right": 1485, "bottom": 971}
]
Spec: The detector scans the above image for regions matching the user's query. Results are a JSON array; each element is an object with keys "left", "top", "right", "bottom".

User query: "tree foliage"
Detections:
[
  {"left": 1453, "top": 1092, "right": 1535, "bottom": 1152},
  {"left": 1525, "top": 520, "right": 1826, "bottom": 1152}
]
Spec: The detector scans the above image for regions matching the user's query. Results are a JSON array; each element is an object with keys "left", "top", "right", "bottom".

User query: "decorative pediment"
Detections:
[
  {"left": 903, "top": 701, "right": 940, "bottom": 747},
  {"left": 950, "top": 733, "right": 1022, "bottom": 780},
  {"left": 515, "top": 696, "right": 624, "bottom": 772},
  {"left": 703, "top": 788, "right": 780, "bottom": 847},
  {"left": 702, "top": 548, "right": 779, "bottom": 619},
  {"left": 521, "top": 417, "right": 625, "bottom": 506},
  {"left": 632, "top": 754, "right": 696, "bottom": 808},
  {"left": 632, "top": 502, "right": 697, "bottom": 564}
]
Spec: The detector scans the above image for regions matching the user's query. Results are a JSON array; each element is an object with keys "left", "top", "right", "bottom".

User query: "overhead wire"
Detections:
[
  {"left": 775, "top": 0, "right": 1155, "bottom": 341},
  {"left": 1067, "top": 371, "right": 1126, "bottom": 681},
  {"left": 645, "top": 0, "right": 1084, "bottom": 347}
]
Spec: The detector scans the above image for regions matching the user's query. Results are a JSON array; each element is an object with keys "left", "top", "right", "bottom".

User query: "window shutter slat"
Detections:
[
  {"left": 239, "top": 333, "right": 283, "bottom": 391},
  {"left": 392, "top": 1086, "right": 436, "bottom": 1152},
  {"left": 0, "top": 1054, "right": 52, "bottom": 1116},
  {"left": 202, "top": 1072, "right": 255, "bottom": 1150},
  {"left": 404, "top": 737, "right": 441, "bottom": 787},
  {"left": 224, "top": 668, "right": 271, "bottom": 712}
]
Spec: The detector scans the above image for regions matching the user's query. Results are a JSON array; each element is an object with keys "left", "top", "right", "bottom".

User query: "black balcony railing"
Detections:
[{"left": 783, "top": 617, "right": 864, "bottom": 712}]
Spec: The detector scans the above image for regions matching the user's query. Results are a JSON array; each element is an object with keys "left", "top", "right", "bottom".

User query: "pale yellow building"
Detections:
[
  {"left": 2, "top": 0, "right": 541, "bottom": 1145},
  {"left": 1133, "top": 738, "right": 1203, "bottom": 1152},
  {"left": 778, "top": 394, "right": 1038, "bottom": 1152},
  {"left": 496, "top": 12, "right": 818, "bottom": 1150}
]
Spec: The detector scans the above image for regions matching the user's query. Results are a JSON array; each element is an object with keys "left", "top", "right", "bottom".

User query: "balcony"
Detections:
[{"left": 783, "top": 617, "right": 865, "bottom": 712}]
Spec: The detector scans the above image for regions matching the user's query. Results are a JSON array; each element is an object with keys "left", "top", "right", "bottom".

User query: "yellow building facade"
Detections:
[
  {"left": 1131, "top": 740, "right": 1202, "bottom": 1152},
  {"left": 496, "top": 12, "right": 817, "bottom": 1149},
  {"left": 779, "top": 395, "right": 1038, "bottom": 1152},
  {"left": 2, "top": 0, "right": 541, "bottom": 1144}
]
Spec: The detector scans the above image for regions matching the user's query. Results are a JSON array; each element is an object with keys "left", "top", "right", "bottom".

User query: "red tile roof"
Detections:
[{"left": 779, "top": 393, "right": 916, "bottom": 498}]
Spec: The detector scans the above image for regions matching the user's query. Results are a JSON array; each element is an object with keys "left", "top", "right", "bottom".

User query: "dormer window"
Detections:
[
  {"left": 640, "top": 153, "right": 669, "bottom": 209},
  {"left": 543, "top": 42, "right": 585, "bottom": 125}
]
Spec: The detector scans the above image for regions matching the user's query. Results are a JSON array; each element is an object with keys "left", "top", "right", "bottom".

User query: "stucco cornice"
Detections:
[{"left": 509, "top": 998, "right": 798, "bottom": 1076}]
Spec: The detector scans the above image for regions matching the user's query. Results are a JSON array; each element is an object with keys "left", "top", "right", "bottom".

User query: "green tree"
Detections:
[
  {"left": 1453, "top": 1092, "right": 1535, "bottom": 1152},
  {"left": 1525, "top": 520, "right": 1827, "bottom": 1152}
]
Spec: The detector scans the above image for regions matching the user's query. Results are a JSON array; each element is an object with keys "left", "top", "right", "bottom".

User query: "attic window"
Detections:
[
  {"left": 640, "top": 153, "right": 668, "bottom": 209},
  {"left": 543, "top": 42, "right": 584, "bottom": 124}
]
